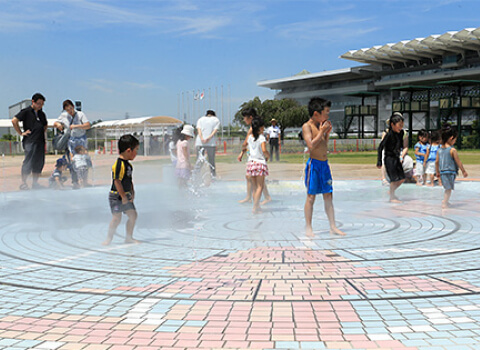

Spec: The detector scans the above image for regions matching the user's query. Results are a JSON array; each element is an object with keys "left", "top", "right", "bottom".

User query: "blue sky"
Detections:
[{"left": 1, "top": 0, "right": 479, "bottom": 125}]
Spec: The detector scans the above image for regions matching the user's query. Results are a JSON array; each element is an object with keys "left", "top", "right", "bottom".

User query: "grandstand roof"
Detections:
[{"left": 340, "top": 27, "right": 480, "bottom": 66}]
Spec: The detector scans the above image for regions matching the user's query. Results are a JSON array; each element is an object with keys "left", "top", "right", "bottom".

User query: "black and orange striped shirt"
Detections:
[{"left": 111, "top": 158, "right": 133, "bottom": 193}]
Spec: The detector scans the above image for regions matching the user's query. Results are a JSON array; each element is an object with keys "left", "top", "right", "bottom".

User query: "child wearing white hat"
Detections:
[{"left": 175, "top": 125, "right": 194, "bottom": 187}]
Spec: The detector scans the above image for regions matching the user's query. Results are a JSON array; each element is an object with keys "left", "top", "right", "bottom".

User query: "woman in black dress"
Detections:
[{"left": 377, "top": 113, "right": 405, "bottom": 202}]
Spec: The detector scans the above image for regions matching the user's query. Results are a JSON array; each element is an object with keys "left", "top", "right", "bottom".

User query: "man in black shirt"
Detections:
[{"left": 11, "top": 93, "right": 48, "bottom": 190}]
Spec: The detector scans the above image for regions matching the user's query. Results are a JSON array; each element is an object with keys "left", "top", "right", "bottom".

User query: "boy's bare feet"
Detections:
[
  {"left": 330, "top": 227, "right": 346, "bottom": 236},
  {"left": 305, "top": 226, "right": 314, "bottom": 238},
  {"left": 260, "top": 196, "right": 272, "bottom": 205},
  {"left": 390, "top": 196, "right": 402, "bottom": 203},
  {"left": 416, "top": 182, "right": 423, "bottom": 186},
  {"left": 252, "top": 207, "right": 263, "bottom": 214},
  {"left": 238, "top": 197, "right": 251, "bottom": 204},
  {"left": 125, "top": 238, "right": 140, "bottom": 244},
  {"left": 442, "top": 201, "right": 451, "bottom": 209},
  {"left": 102, "top": 238, "right": 112, "bottom": 246}
]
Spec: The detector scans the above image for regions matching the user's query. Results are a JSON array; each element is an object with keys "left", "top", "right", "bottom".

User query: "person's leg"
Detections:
[
  {"left": 252, "top": 176, "right": 265, "bottom": 213},
  {"left": 125, "top": 209, "right": 139, "bottom": 243},
  {"left": 274, "top": 139, "right": 279, "bottom": 161},
  {"left": 260, "top": 183, "right": 271, "bottom": 205},
  {"left": 269, "top": 142, "right": 274, "bottom": 162},
  {"left": 304, "top": 194, "right": 316, "bottom": 237},
  {"left": 103, "top": 213, "right": 122, "bottom": 245},
  {"left": 239, "top": 175, "right": 253, "bottom": 203},
  {"left": 31, "top": 143, "right": 45, "bottom": 188},
  {"left": 323, "top": 193, "right": 345, "bottom": 236},
  {"left": 20, "top": 143, "right": 34, "bottom": 188},
  {"left": 442, "top": 189, "right": 452, "bottom": 208},
  {"left": 389, "top": 179, "right": 405, "bottom": 202},
  {"left": 206, "top": 146, "right": 216, "bottom": 176}
]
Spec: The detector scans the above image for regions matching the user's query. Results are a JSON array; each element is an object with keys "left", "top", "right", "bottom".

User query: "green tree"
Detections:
[
  {"left": 234, "top": 97, "right": 308, "bottom": 136},
  {"left": 0, "top": 133, "right": 16, "bottom": 141}
]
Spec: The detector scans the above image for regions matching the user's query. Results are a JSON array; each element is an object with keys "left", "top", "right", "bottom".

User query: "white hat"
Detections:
[{"left": 181, "top": 124, "right": 195, "bottom": 138}]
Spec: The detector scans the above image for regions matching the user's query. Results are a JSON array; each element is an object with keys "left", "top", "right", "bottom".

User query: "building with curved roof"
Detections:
[{"left": 258, "top": 27, "right": 480, "bottom": 147}]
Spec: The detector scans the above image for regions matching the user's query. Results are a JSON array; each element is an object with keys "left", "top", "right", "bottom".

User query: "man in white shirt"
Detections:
[
  {"left": 266, "top": 118, "right": 281, "bottom": 161},
  {"left": 53, "top": 99, "right": 91, "bottom": 188},
  {"left": 195, "top": 110, "right": 220, "bottom": 177}
]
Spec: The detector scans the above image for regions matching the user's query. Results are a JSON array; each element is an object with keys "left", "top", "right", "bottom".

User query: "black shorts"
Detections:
[
  {"left": 22, "top": 142, "right": 45, "bottom": 175},
  {"left": 109, "top": 192, "right": 136, "bottom": 214},
  {"left": 384, "top": 156, "right": 405, "bottom": 182}
]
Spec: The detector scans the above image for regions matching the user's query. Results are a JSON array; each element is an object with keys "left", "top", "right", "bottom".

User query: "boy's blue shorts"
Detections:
[{"left": 304, "top": 158, "right": 333, "bottom": 195}]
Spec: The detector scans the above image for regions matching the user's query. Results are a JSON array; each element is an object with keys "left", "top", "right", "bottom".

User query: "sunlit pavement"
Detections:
[{"left": 1, "top": 179, "right": 480, "bottom": 350}]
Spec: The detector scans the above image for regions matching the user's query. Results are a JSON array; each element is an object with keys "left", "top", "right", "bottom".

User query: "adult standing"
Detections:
[
  {"left": 53, "top": 100, "right": 91, "bottom": 188},
  {"left": 11, "top": 93, "right": 48, "bottom": 190},
  {"left": 266, "top": 118, "right": 281, "bottom": 161},
  {"left": 195, "top": 110, "right": 220, "bottom": 177}
]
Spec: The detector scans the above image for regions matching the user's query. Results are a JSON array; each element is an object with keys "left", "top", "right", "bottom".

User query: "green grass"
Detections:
[{"left": 216, "top": 149, "right": 480, "bottom": 165}]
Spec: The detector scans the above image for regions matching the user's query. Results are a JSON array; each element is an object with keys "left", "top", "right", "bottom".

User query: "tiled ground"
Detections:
[{"left": 1, "top": 179, "right": 480, "bottom": 349}]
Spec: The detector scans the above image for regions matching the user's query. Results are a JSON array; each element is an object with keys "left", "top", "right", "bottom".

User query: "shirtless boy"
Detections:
[{"left": 302, "top": 97, "right": 345, "bottom": 237}]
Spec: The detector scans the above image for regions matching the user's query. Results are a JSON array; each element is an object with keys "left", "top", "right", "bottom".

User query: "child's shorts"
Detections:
[
  {"left": 425, "top": 161, "right": 436, "bottom": 175},
  {"left": 441, "top": 173, "right": 456, "bottom": 190},
  {"left": 246, "top": 161, "right": 269, "bottom": 177},
  {"left": 109, "top": 192, "right": 136, "bottom": 214},
  {"left": 304, "top": 158, "right": 333, "bottom": 195},
  {"left": 415, "top": 161, "right": 425, "bottom": 176}
]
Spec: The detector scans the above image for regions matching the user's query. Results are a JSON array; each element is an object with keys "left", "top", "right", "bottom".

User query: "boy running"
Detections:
[{"left": 303, "top": 97, "right": 345, "bottom": 237}]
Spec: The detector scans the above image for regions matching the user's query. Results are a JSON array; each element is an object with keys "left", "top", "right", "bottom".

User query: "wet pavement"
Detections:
[{"left": 0, "top": 179, "right": 480, "bottom": 349}]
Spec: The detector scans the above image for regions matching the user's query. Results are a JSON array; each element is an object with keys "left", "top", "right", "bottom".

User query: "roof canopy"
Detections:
[
  {"left": 92, "top": 116, "right": 182, "bottom": 129},
  {"left": 340, "top": 27, "right": 480, "bottom": 66}
]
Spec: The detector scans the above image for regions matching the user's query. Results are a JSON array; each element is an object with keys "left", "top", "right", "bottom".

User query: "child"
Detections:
[
  {"left": 175, "top": 124, "right": 194, "bottom": 188},
  {"left": 377, "top": 112, "right": 405, "bottom": 202},
  {"left": 72, "top": 145, "right": 92, "bottom": 188},
  {"left": 414, "top": 129, "right": 429, "bottom": 186},
  {"left": 238, "top": 108, "right": 272, "bottom": 204},
  {"left": 303, "top": 97, "right": 345, "bottom": 237},
  {"left": 436, "top": 126, "right": 468, "bottom": 208},
  {"left": 247, "top": 118, "right": 270, "bottom": 214},
  {"left": 49, "top": 158, "right": 68, "bottom": 189},
  {"left": 103, "top": 134, "right": 139, "bottom": 245},
  {"left": 424, "top": 130, "right": 442, "bottom": 187}
]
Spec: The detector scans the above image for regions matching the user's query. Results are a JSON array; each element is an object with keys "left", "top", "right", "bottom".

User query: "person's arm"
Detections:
[
  {"left": 53, "top": 121, "right": 64, "bottom": 131},
  {"left": 114, "top": 179, "right": 129, "bottom": 204},
  {"left": 435, "top": 150, "right": 440, "bottom": 178},
  {"left": 377, "top": 134, "right": 387, "bottom": 168},
  {"left": 70, "top": 121, "right": 91, "bottom": 130},
  {"left": 303, "top": 121, "right": 329, "bottom": 153},
  {"left": 11, "top": 117, "right": 31, "bottom": 137},
  {"left": 261, "top": 140, "right": 270, "bottom": 162},
  {"left": 197, "top": 127, "right": 204, "bottom": 143},
  {"left": 238, "top": 128, "right": 253, "bottom": 161},
  {"left": 423, "top": 146, "right": 430, "bottom": 167},
  {"left": 451, "top": 148, "right": 468, "bottom": 177},
  {"left": 71, "top": 113, "right": 91, "bottom": 131}
]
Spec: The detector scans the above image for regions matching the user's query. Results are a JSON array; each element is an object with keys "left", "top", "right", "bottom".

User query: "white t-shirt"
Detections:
[
  {"left": 56, "top": 110, "right": 90, "bottom": 138},
  {"left": 247, "top": 134, "right": 267, "bottom": 164},
  {"left": 176, "top": 140, "right": 190, "bottom": 169},
  {"left": 195, "top": 116, "right": 220, "bottom": 147},
  {"left": 266, "top": 125, "right": 281, "bottom": 139},
  {"left": 72, "top": 154, "right": 90, "bottom": 170}
]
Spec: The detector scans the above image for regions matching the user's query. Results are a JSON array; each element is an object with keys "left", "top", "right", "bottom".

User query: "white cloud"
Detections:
[
  {"left": 83, "top": 78, "right": 159, "bottom": 93},
  {"left": 276, "top": 16, "right": 378, "bottom": 42}
]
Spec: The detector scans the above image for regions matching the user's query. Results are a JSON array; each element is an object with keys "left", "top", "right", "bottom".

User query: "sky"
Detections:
[{"left": 0, "top": 0, "right": 479, "bottom": 126}]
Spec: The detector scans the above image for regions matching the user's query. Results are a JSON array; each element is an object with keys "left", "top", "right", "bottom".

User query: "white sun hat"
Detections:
[{"left": 181, "top": 124, "right": 195, "bottom": 138}]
